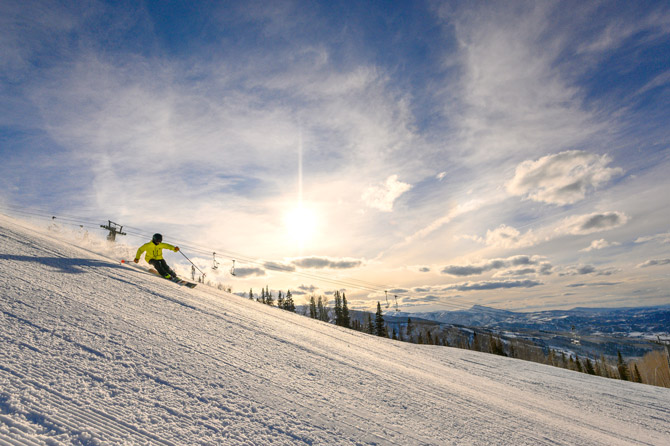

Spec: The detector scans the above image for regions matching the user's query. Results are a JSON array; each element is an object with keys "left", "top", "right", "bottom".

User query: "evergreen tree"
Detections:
[
  {"left": 309, "top": 296, "right": 317, "bottom": 319},
  {"left": 374, "top": 302, "right": 386, "bottom": 337},
  {"left": 284, "top": 290, "right": 296, "bottom": 312},
  {"left": 334, "top": 291, "right": 343, "bottom": 326},
  {"left": 366, "top": 313, "right": 374, "bottom": 334},
  {"left": 617, "top": 351, "right": 630, "bottom": 380},
  {"left": 265, "top": 285, "right": 274, "bottom": 306},
  {"left": 406, "top": 318, "right": 414, "bottom": 342},
  {"left": 249, "top": 288, "right": 254, "bottom": 300},
  {"left": 633, "top": 364, "right": 643, "bottom": 383},
  {"left": 585, "top": 357, "right": 596, "bottom": 375},
  {"left": 392, "top": 328, "right": 398, "bottom": 340},
  {"left": 277, "top": 290, "right": 284, "bottom": 309},
  {"left": 575, "top": 355, "right": 583, "bottom": 373},
  {"left": 341, "top": 293, "right": 351, "bottom": 329}
]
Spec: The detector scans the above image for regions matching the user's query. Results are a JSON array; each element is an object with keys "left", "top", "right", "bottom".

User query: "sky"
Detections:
[{"left": 1, "top": 0, "right": 669, "bottom": 313}]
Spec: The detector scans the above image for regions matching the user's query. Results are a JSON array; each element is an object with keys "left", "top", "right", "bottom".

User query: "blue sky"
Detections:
[{"left": 1, "top": 0, "right": 669, "bottom": 312}]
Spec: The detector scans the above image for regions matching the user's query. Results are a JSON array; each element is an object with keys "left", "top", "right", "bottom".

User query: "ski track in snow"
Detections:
[{"left": 1, "top": 215, "right": 669, "bottom": 445}]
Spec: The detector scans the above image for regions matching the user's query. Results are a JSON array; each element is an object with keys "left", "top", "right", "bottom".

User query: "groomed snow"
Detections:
[{"left": 1, "top": 214, "right": 669, "bottom": 445}]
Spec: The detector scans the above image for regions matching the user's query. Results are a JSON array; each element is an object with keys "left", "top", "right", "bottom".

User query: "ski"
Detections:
[{"left": 120, "top": 260, "right": 197, "bottom": 288}]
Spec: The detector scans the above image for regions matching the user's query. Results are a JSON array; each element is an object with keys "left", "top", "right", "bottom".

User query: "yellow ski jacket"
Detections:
[{"left": 135, "top": 242, "right": 178, "bottom": 263}]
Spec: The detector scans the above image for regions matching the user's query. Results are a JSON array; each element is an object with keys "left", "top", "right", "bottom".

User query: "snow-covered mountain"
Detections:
[
  {"left": 391, "top": 305, "right": 670, "bottom": 339},
  {"left": 1, "top": 214, "right": 669, "bottom": 445}
]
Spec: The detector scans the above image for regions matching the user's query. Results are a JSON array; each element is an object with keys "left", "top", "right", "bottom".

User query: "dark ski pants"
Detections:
[{"left": 149, "top": 259, "right": 178, "bottom": 280}]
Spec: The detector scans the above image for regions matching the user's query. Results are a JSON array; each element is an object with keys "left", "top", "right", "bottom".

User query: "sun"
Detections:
[{"left": 283, "top": 204, "right": 318, "bottom": 247}]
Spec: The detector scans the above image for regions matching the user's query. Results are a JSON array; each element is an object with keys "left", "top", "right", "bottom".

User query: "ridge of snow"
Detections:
[{"left": 1, "top": 214, "right": 669, "bottom": 445}]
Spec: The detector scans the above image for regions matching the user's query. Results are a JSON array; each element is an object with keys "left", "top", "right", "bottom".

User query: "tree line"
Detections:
[{"left": 244, "top": 286, "right": 670, "bottom": 388}]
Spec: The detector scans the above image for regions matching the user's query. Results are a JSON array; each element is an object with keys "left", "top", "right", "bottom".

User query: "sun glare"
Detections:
[{"left": 284, "top": 205, "right": 317, "bottom": 247}]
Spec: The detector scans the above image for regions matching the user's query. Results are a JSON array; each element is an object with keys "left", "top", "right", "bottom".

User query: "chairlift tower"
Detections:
[{"left": 100, "top": 220, "right": 126, "bottom": 242}]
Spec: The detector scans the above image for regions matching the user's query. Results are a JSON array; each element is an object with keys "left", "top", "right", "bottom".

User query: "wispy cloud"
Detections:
[
  {"left": 559, "top": 265, "right": 620, "bottom": 277},
  {"left": 635, "top": 232, "right": 670, "bottom": 244},
  {"left": 444, "top": 280, "right": 542, "bottom": 291},
  {"left": 580, "top": 239, "right": 620, "bottom": 252},
  {"left": 637, "top": 259, "right": 670, "bottom": 268}
]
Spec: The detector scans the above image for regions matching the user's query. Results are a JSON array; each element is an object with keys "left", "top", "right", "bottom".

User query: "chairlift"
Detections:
[
  {"left": 384, "top": 290, "right": 390, "bottom": 309},
  {"left": 394, "top": 294, "right": 399, "bottom": 312},
  {"left": 212, "top": 252, "right": 219, "bottom": 270},
  {"left": 230, "top": 259, "right": 236, "bottom": 277}
]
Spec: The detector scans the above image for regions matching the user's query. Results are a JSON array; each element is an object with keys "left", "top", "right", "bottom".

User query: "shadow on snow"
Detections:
[{"left": 0, "top": 255, "right": 123, "bottom": 274}]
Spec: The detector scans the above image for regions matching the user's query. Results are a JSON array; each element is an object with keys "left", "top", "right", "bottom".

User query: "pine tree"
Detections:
[
  {"left": 309, "top": 296, "right": 317, "bottom": 319},
  {"left": 375, "top": 302, "right": 386, "bottom": 337},
  {"left": 277, "top": 290, "right": 284, "bottom": 309},
  {"left": 585, "top": 357, "right": 596, "bottom": 375},
  {"left": 392, "top": 328, "right": 398, "bottom": 340},
  {"left": 617, "top": 351, "right": 630, "bottom": 380},
  {"left": 265, "top": 285, "right": 274, "bottom": 306},
  {"left": 284, "top": 290, "right": 296, "bottom": 312},
  {"left": 406, "top": 318, "right": 414, "bottom": 342},
  {"left": 249, "top": 288, "right": 254, "bottom": 300},
  {"left": 341, "top": 293, "right": 351, "bottom": 329},
  {"left": 334, "top": 291, "right": 343, "bottom": 326},
  {"left": 366, "top": 313, "right": 374, "bottom": 334},
  {"left": 633, "top": 364, "right": 643, "bottom": 383}
]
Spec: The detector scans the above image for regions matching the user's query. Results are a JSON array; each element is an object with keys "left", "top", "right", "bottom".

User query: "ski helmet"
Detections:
[{"left": 152, "top": 233, "right": 163, "bottom": 244}]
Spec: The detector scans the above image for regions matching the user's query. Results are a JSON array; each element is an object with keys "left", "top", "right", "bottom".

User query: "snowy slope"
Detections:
[{"left": 1, "top": 215, "right": 669, "bottom": 446}]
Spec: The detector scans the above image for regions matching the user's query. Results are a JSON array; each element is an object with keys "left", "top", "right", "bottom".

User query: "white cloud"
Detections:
[
  {"left": 635, "top": 232, "right": 670, "bottom": 244},
  {"left": 637, "top": 259, "right": 670, "bottom": 268},
  {"left": 464, "top": 211, "right": 628, "bottom": 250},
  {"left": 362, "top": 175, "right": 412, "bottom": 212},
  {"left": 559, "top": 265, "right": 620, "bottom": 276},
  {"left": 292, "top": 256, "right": 363, "bottom": 270},
  {"left": 441, "top": 255, "right": 546, "bottom": 277},
  {"left": 507, "top": 150, "right": 623, "bottom": 205},
  {"left": 558, "top": 211, "right": 629, "bottom": 235},
  {"left": 580, "top": 239, "right": 620, "bottom": 252}
]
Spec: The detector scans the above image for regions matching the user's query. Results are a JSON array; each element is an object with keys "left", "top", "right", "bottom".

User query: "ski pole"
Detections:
[{"left": 179, "top": 250, "right": 206, "bottom": 276}]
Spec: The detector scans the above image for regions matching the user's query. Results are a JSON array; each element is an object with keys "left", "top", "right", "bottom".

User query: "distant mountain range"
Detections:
[
  {"left": 385, "top": 305, "right": 670, "bottom": 359},
  {"left": 390, "top": 305, "right": 670, "bottom": 339}
]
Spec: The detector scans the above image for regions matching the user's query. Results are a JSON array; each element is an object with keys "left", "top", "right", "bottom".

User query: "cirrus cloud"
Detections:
[{"left": 444, "top": 280, "right": 542, "bottom": 291}]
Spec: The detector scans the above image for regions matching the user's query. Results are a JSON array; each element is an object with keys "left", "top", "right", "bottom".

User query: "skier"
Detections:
[{"left": 134, "top": 233, "right": 181, "bottom": 281}]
